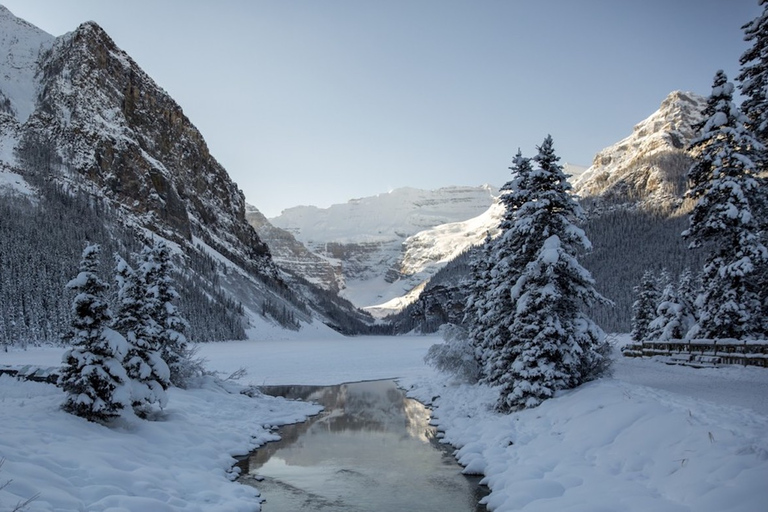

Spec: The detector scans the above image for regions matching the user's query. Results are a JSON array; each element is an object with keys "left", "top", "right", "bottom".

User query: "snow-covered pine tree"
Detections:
[
  {"left": 676, "top": 268, "right": 698, "bottom": 337},
  {"left": 647, "top": 278, "right": 692, "bottom": 341},
  {"left": 465, "top": 234, "right": 494, "bottom": 371},
  {"left": 114, "top": 251, "right": 170, "bottom": 416},
  {"left": 493, "top": 136, "right": 611, "bottom": 412},
  {"left": 684, "top": 71, "right": 768, "bottom": 340},
  {"left": 737, "top": 2, "right": 768, "bottom": 335},
  {"left": 144, "top": 239, "right": 197, "bottom": 387},
  {"left": 473, "top": 150, "right": 537, "bottom": 385},
  {"left": 738, "top": 0, "right": 768, "bottom": 147},
  {"left": 630, "top": 270, "right": 661, "bottom": 342},
  {"left": 58, "top": 244, "right": 130, "bottom": 422}
]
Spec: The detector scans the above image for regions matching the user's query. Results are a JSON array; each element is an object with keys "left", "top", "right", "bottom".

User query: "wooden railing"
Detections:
[
  {"left": 621, "top": 339, "right": 768, "bottom": 368},
  {"left": 0, "top": 365, "right": 60, "bottom": 383}
]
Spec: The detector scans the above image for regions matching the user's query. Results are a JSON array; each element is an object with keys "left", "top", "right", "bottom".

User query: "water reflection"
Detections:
[{"left": 238, "top": 380, "right": 487, "bottom": 512}]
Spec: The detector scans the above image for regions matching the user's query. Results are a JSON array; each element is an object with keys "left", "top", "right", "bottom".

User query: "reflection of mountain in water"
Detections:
[
  {"left": 238, "top": 380, "right": 487, "bottom": 512},
  {"left": 260, "top": 380, "right": 431, "bottom": 439}
]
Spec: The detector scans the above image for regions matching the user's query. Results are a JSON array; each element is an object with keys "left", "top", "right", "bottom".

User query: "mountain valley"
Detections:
[{"left": 0, "top": 3, "right": 715, "bottom": 339}]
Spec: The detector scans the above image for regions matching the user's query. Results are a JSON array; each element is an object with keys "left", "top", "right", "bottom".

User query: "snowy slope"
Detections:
[
  {"left": 272, "top": 185, "right": 498, "bottom": 245},
  {"left": 0, "top": 5, "right": 54, "bottom": 123},
  {"left": 0, "top": 167, "right": 34, "bottom": 196},
  {"left": 365, "top": 200, "right": 504, "bottom": 316}
]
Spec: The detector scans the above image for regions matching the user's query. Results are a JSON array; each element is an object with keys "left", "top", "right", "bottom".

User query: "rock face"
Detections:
[
  {"left": 245, "top": 204, "right": 343, "bottom": 291},
  {"left": 573, "top": 91, "right": 706, "bottom": 210},
  {"left": 12, "top": 19, "right": 271, "bottom": 273},
  {"left": 268, "top": 185, "right": 499, "bottom": 309}
]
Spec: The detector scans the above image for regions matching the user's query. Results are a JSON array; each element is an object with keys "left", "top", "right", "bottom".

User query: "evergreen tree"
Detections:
[
  {"left": 491, "top": 136, "right": 611, "bottom": 412},
  {"left": 630, "top": 270, "right": 661, "bottom": 342},
  {"left": 58, "top": 244, "right": 130, "bottom": 422},
  {"left": 144, "top": 240, "right": 195, "bottom": 387},
  {"left": 676, "top": 268, "right": 699, "bottom": 337},
  {"left": 738, "top": 0, "right": 768, "bottom": 147},
  {"left": 465, "top": 235, "right": 494, "bottom": 372},
  {"left": 647, "top": 277, "right": 692, "bottom": 341},
  {"left": 738, "top": 1, "right": 768, "bottom": 335},
  {"left": 114, "top": 251, "right": 170, "bottom": 415},
  {"left": 474, "top": 150, "right": 537, "bottom": 384},
  {"left": 684, "top": 71, "right": 767, "bottom": 340}
]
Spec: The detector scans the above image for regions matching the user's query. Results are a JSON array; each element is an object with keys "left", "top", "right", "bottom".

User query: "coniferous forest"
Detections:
[{"left": 0, "top": 179, "right": 247, "bottom": 349}]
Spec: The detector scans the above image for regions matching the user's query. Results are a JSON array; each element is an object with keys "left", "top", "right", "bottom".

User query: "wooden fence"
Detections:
[
  {"left": 621, "top": 339, "right": 768, "bottom": 368},
  {"left": 0, "top": 365, "right": 60, "bottom": 383}
]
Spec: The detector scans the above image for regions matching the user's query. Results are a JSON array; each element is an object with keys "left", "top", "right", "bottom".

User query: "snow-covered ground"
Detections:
[
  {"left": 401, "top": 351, "right": 768, "bottom": 511},
  {"left": 2, "top": 335, "right": 767, "bottom": 511}
]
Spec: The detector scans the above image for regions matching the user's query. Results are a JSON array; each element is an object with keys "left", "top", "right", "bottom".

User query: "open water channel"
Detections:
[{"left": 236, "top": 379, "right": 487, "bottom": 511}]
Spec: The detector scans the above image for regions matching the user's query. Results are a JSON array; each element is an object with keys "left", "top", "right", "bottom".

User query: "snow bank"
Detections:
[
  {"left": 402, "top": 351, "right": 768, "bottom": 511},
  {"left": 0, "top": 373, "right": 320, "bottom": 511}
]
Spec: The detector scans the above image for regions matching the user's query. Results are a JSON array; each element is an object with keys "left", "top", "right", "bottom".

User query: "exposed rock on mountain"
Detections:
[
  {"left": 21, "top": 20, "right": 272, "bottom": 272},
  {"left": 573, "top": 91, "right": 706, "bottom": 210},
  {"left": 245, "top": 204, "right": 343, "bottom": 292}
]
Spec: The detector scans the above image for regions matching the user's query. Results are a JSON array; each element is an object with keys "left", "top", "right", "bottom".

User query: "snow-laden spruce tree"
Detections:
[
  {"left": 647, "top": 278, "right": 692, "bottom": 341},
  {"left": 59, "top": 244, "right": 130, "bottom": 422},
  {"left": 142, "top": 240, "right": 196, "bottom": 387},
  {"left": 684, "top": 71, "right": 768, "bottom": 340},
  {"left": 738, "top": 2, "right": 768, "bottom": 335},
  {"left": 739, "top": 0, "right": 768, "bottom": 147},
  {"left": 466, "top": 234, "right": 495, "bottom": 370},
  {"left": 630, "top": 270, "right": 661, "bottom": 342},
  {"left": 491, "top": 136, "right": 611, "bottom": 412},
  {"left": 470, "top": 150, "right": 536, "bottom": 385},
  {"left": 114, "top": 251, "right": 170, "bottom": 416},
  {"left": 676, "top": 267, "right": 697, "bottom": 310}
]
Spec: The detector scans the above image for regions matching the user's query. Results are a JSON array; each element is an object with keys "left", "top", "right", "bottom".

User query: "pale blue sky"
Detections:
[{"left": 2, "top": 1, "right": 762, "bottom": 217}]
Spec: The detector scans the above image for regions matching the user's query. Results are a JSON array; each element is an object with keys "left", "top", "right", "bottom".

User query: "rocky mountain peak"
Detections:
[
  {"left": 573, "top": 90, "right": 706, "bottom": 209},
  {"left": 9, "top": 13, "right": 272, "bottom": 273}
]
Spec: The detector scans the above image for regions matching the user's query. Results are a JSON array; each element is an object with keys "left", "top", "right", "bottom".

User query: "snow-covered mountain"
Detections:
[
  {"left": 573, "top": 91, "right": 706, "bottom": 209},
  {"left": 267, "top": 185, "right": 499, "bottom": 310},
  {"left": 365, "top": 200, "right": 505, "bottom": 317},
  {"left": 0, "top": 5, "right": 370, "bottom": 340},
  {"left": 258, "top": 164, "right": 599, "bottom": 317},
  {"left": 0, "top": 5, "right": 53, "bottom": 123},
  {"left": 384, "top": 92, "right": 709, "bottom": 333}
]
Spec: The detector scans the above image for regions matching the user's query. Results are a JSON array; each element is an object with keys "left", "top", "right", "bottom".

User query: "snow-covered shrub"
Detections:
[
  {"left": 171, "top": 342, "right": 211, "bottom": 389},
  {"left": 424, "top": 324, "right": 480, "bottom": 383}
]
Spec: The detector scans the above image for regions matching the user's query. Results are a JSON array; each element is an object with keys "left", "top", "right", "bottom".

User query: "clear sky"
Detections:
[{"left": 1, "top": 1, "right": 762, "bottom": 217}]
